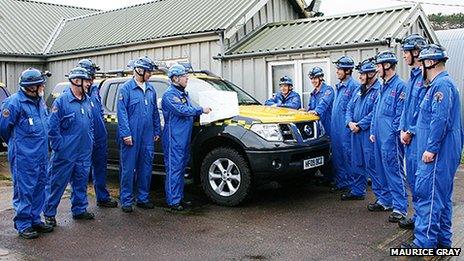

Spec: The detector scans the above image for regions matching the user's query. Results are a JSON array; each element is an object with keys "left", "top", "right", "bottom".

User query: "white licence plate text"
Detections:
[{"left": 303, "top": 156, "right": 324, "bottom": 170}]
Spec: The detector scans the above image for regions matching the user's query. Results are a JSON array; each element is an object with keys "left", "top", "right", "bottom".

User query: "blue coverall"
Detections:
[
  {"left": 0, "top": 90, "right": 48, "bottom": 232},
  {"left": 44, "top": 90, "right": 94, "bottom": 217},
  {"left": 264, "top": 91, "right": 302, "bottom": 110},
  {"left": 370, "top": 74, "right": 407, "bottom": 214},
  {"left": 117, "top": 79, "right": 161, "bottom": 208},
  {"left": 413, "top": 71, "right": 463, "bottom": 248},
  {"left": 308, "top": 82, "right": 334, "bottom": 135},
  {"left": 331, "top": 76, "right": 359, "bottom": 189},
  {"left": 345, "top": 80, "right": 380, "bottom": 197},
  {"left": 162, "top": 84, "right": 203, "bottom": 206},
  {"left": 398, "top": 67, "right": 426, "bottom": 220},
  {"left": 88, "top": 84, "right": 111, "bottom": 202}
]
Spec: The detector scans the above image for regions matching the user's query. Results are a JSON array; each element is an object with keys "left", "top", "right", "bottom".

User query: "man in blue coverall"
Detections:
[
  {"left": 306, "top": 67, "right": 335, "bottom": 186},
  {"left": 330, "top": 56, "right": 360, "bottom": 192},
  {"left": 162, "top": 64, "right": 211, "bottom": 211},
  {"left": 402, "top": 44, "right": 463, "bottom": 249},
  {"left": 117, "top": 56, "right": 161, "bottom": 213},
  {"left": 44, "top": 67, "right": 95, "bottom": 226},
  {"left": 77, "top": 59, "right": 118, "bottom": 208},
  {"left": 397, "top": 35, "right": 428, "bottom": 229},
  {"left": 368, "top": 51, "right": 407, "bottom": 223},
  {"left": 342, "top": 59, "right": 380, "bottom": 201},
  {"left": 265, "top": 76, "right": 301, "bottom": 110},
  {"left": 0, "top": 68, "right": 54, "bottom": 239},
  {"left": 307, "top": 67, "right": 334, "bottom": 135}
]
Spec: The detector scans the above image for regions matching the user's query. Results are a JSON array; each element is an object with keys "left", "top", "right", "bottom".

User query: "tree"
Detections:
[{"left": 428, "top": 13, "right": 464, "bottom": 30}]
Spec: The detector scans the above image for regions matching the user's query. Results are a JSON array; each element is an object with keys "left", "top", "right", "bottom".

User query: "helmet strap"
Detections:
[
  {"left": 135, "top": 68, "right": 147, "bottom": 82},
  {"left": 339, "top": 70, "right": 347, "bottom": 82},
  {"left": 21, "top": 86, "right": 39, "bottom": 100},
  {"left": 421, "top": 60, "right": 439, "bottom": 84},
  {"left": 315, "top": 78, "right": 322, "bottom": 88}
]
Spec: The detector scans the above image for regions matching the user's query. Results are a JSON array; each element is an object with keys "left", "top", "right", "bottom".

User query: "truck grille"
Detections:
[
  {"left": 279, "top": 121, "right": 317, "bottom": 142},
  {"left": 294, "top": 121, "right": 317, "bottom": 141}
]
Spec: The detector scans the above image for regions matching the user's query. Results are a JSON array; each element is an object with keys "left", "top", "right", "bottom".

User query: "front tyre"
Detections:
[{"left": 200, "top": 147, "right": 252, "bottom": 206}]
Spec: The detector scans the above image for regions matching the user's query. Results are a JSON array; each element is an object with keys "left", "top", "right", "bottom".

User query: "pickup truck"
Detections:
[
  {"left": 0, "top": 82, "right": 10, "bottom": 152},
  {"left": 48, "top": 70, "right": 331, "bottom": 206}
]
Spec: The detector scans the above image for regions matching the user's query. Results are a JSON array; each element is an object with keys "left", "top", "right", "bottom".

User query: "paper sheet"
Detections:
[{"left": 198, "top": 91, "right": 239, "bottom": 125}]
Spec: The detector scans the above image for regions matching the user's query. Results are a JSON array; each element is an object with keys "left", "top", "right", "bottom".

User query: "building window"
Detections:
[{"left": 267, "top": 58, "right": 331, "bottom": 109}]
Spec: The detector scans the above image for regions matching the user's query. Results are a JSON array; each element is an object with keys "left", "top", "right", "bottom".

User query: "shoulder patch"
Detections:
[
  {"left": 172, "top": 96, "right": 181, "bottom": 103},
  {"left": 324, "top": 90, "right": 332, "bottom": 97},
  {"left": 434, "top": 92, "right": 444, "bottom": 103},
  {"left": 2, "top": 109, "right": 10, "bottom": 118},
  {"left": 399, "top": 92, "right": 406, "bottom": 100}
]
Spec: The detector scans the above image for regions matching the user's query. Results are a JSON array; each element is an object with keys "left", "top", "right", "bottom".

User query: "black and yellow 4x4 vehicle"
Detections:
[
  {"left": 0, "top": 82, "right": 10, "bottom": 152},
  {"left": 48, "top": 70, "right": 330, "bottom": 206}
]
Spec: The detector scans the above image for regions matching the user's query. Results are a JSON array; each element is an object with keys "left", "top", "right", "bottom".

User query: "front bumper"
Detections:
[{"left": 245, "top": 140, "right": 331, "bottom": 180}]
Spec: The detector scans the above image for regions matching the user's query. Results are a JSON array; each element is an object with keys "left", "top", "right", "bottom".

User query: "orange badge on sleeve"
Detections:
[
  {"left": 434, "top": 92, "right": 444, "bottom": 103},
  {"left": 2, "top": 109, "right": 10, "bottom": 118}
]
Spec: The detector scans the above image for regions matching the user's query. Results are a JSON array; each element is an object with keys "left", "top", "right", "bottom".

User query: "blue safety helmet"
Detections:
[
  {"left": 19, "top": 68, "right": 48, "bottom": 87},
  {"left": 68, "top": 67, "right": 91, "bottom": 80},
  {"left": 333, "top": 56, "right": 355, "bottom": 69},
  {"left": 132, "top": 56, "right": 157, "bottom": 71},
  {"left": 77, "top": 59, "right": 100, "bottom": 77},
  {"left": 308, "top": 67, "right": 324, "bottom": 78},
  {"left": 356, "top": 59, "right": 377, "bottom": 74},
  {"left": 375, "top": 50, "right": 398, "bottom": 64},
  {"left": 168, "top": 64, "right": 188, "bottom": 78},
  {"left": 279, "top": 76, "right": 293, "bottom": 86},
  {"left": 401, "top": 34, "right": 427, "bottom": 51},
  {"left": 418, "top": 44, "right": 448, "bottom": 62}
]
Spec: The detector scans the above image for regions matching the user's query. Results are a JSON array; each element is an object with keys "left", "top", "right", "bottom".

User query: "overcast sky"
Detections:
[{"left": 38, "top": 0, "right": 464, "bottom": 14}]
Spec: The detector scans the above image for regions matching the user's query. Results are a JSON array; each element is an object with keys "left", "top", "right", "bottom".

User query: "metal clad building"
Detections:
[
  {"left": 219, "top": 4, "right": 439, "bottom": 106},
  {"left": 0, "top": 0, "right": 306, "bottom": 94},
  {"left": 0, "top": 0, "right": 98, "bottom": 91},
  {"left": 436, "top": 28, "right": 464, "bottom": 124},
  {"left": 0, "top": 0, "right": 438, "bottom": 105}
]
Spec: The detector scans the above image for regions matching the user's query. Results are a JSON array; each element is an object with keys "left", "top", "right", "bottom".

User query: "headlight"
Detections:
[
  {"left": 250, "top": 124, "right": 283, "bottom": 142},
  {"left": 316, "top": 120, "right": 326, "bottom": 137}
]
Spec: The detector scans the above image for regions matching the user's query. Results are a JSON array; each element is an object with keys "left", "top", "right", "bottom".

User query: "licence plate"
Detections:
[{"left": 303, "top": 156, "right": 324, "bottom": 170}]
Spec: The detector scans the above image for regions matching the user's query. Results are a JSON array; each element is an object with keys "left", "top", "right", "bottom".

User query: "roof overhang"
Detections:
[{"left": 215, "top": 40, "right": 389, "bottom": 60}]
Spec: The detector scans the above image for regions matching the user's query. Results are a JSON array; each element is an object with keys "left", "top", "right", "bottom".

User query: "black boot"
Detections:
[
  {"left": 136, "top": 201, "right": 155, "bottom": 209},
  {"left": 170, "top": 204, "right": 186, "bottom": 212},
  {"left": 97, "top": 198, "right": 118, "bottom": 208},
  {"left": 19, "top": 227, "right": 39, "bottom": 239},
  {"left": 398, "top": 217, "right": 414, "bottom": 229},
  {"left": 32, "top": 222, "right": 54, "bottom": 233},
  {"left": 121, "top": 205, "right": 134, "bottom": 213},
  {"left": 181, "top": 199, "right": 192, "bottom": 206},
  {"left": 44, "top": 216, "right": 57, "bottom": 227},
  {"left": 72, "top": 211, "right": 95, "bottom": 220},
  {"left": 341, "top": 192, "right": 365, "bottom": 201},
  {"left": 388, "top": 212, "right": 406, "bottom": 223},
  {"left": 367, "top": 202, "right": 392, "bottom": 212}
]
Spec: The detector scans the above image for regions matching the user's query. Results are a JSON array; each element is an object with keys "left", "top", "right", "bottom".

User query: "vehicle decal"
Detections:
[{"left": 104, "top": 114, "right": 118, "bottom": 123}]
